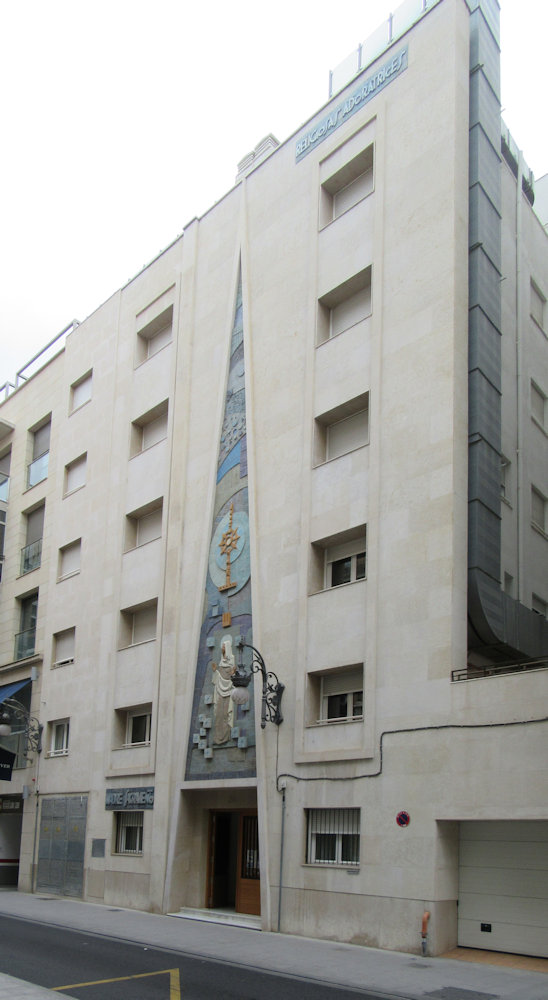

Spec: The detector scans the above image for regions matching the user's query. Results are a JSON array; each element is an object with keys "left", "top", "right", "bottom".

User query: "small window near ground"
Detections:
[
  {"left": 114, "top": 812, "right": 143, "bottom": 854},
  {"left": 306, "top": 808, "right": 360, "bottom": 866}
]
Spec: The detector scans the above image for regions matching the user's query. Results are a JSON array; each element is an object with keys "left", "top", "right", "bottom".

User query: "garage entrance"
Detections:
[{"left": 458, "top": 821, "right": 548, "bottom": 957}]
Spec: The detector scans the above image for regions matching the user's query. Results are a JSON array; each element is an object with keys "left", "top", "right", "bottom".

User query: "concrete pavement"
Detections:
[{"left": 0, "top": 889, "right": 546, "bottom": 999}]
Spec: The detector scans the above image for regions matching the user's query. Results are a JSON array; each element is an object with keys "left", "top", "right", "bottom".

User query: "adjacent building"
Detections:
[{"left": 0, "top": 0, "right": 547, "bottom": 957}]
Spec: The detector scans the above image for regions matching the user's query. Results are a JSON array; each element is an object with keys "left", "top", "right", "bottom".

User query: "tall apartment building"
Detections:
[{"left": 0, "top": 0, "right": 546, "bottom": 958}]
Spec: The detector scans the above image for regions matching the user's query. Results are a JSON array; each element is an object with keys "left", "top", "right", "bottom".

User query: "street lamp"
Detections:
[
  {"left": 0, "top": 697, "right": 43, "bottom": 757},
  {"left": 232, "top": 639, "right": 284, "bottom": 729}
]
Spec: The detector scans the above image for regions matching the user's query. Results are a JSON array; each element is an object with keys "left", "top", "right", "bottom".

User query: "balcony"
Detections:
[
  {"left": 20, "top": 539, "right": 42, "bottom": 575},
  {"left": 14, "top": 627, "right": 36, "bottom": 660},
  {"left": 0, "top": 474, "right": 9, "bottom": 502},
  {"left": 27, "top": 452, "right": 49, "bottom": 489}
]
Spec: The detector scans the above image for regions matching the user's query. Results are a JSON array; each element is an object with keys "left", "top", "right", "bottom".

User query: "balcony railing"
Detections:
[
  {"left": 14, "top": 627, "right": 36, "bottom": 660},
  {"left": 0, "top": 474, "right": 9, "bottom": 502},
  {"left": 20, "top": 539, "right": 42, "bottom": 575},
  {"left": 27, "top": 452, "right": 49, "bottom": 489}
]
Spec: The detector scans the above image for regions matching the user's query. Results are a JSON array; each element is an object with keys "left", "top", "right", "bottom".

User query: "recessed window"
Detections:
[
  {"left": 532, "top": 593, "right": 548, "bottom": 618},
  {"left": 319, "top": 144, "right": 373, "bottom": 227},
  {"left": 119, "top": 600, "right": 158, "bottom": 648},
  {"left": 69, "top": 371, "right": 92, "bottom": 413},
  {"left": 58, "top": 539, "right": 81, "bottom": 580},
  {"left": 306, "top": 808, "right": 360, "bottom": 866},
  {"left": 48, "top": 719, "right": 69, "bottom": 757},
  {"left": 21, "top": 503, "right": 44, "bottom": 575},
  {"left": 317, "top": 267, "right": 372, "bottom": 345},
  {"left": 136, "top": 305, "right": 173, "bottom": 365},
  {"left": 15, "top": 591, "right": 38, "bottom": 660},
  {"left": 500, "top": 456, "right": 511, "bottom": 502},
  {"left": 308, "top": 665, "right": 364, "bottom": 725},
  {"left": 130, "top": 401, "right": 168, "bottom": 457},
  {"left": 114, "top": 812, "right": 143, "bottom": 854},
  {"left": 531, "top": 486, "right": 547, "bottom": 534},
  {"left": 124, "top": 499, "right": 163, "bottom": 551},
  {"left": 64, "top": 453, "right": 87, "bottom": 496},
  {"left": 530, "top": 279, "right": 545, "bottom": 331},
  {"left": 27, "top": 418, "right": 51, "bottom": 488},
  {"left": 531, "top": 381, "right": 547, "bottom": 431},
  {"left": 52, "top": 627, "right": 75, "bottom": 668},
  {"left": 314, "top": 393, "right": 369, "bottom": 464},
  {"left": 126, "top": 709, "right": 151, "bottom": 746},
  {"left": 310, "top": 525, "right": 367, "bottom": 594},
  {"left": 0, "top": 449, "right": 11, "bottom": 502}
]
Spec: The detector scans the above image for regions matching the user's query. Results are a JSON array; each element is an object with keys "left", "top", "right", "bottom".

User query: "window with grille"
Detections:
[
  {"left": 306, "top": 808, "right": 360, "bottom": 866},
  {"left": 115, "top": 812, "right": 143, "bottom": 854}
]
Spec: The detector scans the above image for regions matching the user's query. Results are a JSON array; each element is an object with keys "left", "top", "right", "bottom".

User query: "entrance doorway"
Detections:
[{"left": 207, "top": 810, "right": 260, "bottom": 916}]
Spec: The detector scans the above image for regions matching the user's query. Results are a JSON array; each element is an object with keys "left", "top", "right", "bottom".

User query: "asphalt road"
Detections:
[{"left": 0, "top": 915, "right": 403, "bottom": 999}]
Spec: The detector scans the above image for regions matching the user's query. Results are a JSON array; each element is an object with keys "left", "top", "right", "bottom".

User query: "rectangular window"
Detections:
[
  {"left": 130, "top": 401, "right": 168, "bottom": 457},
  {"left": 58, "top": 539, "right": 81, "bottom": 580},
  {"left": 0, "top": 449, "right": 11, "bottom": 502},
  {"left": 126, "top": 710, "right": 152, "bottom": 745},
  {"left": 326, "top": 538, "right": 367, "bottom": 588},
  {"left": 531, "top": 486, "right": 547, "bottom": 534},
  {"left": 15, "top": 591, "right": 38, "bottom": 660},
  {"left": 314, "top": 393, "right": 369, "bottom": 465},
  {"left": 115, "top": 812, "right": 143, "bottom": 854},
  {"left": 136, "top": 305, "right": 173, "bottom": 365},
  {"left": 52, "top": 627, "right": 75, "bottom": 667},
  {"left": 119, "top": 600, "right": 158, "bottom": 648},
  {"left": 319, "top": 666, "right": 363, "bottom": 723},
  {"left": 70, "top": 371, "right": 92, "bottom": 412},
  {"left": 64, "top": 453, "right": 87, "bottom": 495},
  {"left": 319, "top": 144, "right": 373, "bottom": 227},
  {"left": 27, "top": 418, "right": 51, "bottom": 488},
  {"left": 532, "top": 593, "right": 548, "bottom": 618},
  {"left": 49, "top": 719, "right": 69, "bottom": 756},
  {"left": 124, "top": 499, "right": 163, "bottom": 551},
  {"left": 317, "top": 267, "right": 372, "bottom": 345},
  {"left": 306, "top": 808, "right": 360, "bottom": 866},
  {"left": 531, "top": 381, "right": 547, "bottom": 430},
  {"left": 310, "top": 525, "right": 367, "bottom": 594},
  {"left": 21, "top": 503, "right": 44, "bottom": 574},
  {"left": 531, "top": 279, "right": 545, "bottom": 330},
  {"left": 500, "top": 457, "right": 510, "bottom": 502}
]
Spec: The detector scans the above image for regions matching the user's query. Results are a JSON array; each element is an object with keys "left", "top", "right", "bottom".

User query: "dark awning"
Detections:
[{"left": 0, "top": 680, "right": 30, "bottom": 705}]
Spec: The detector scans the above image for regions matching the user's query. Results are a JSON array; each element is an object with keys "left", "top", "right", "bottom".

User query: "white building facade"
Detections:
[{"left": 0, "top": 0, "right": 547, "bottom": 958}]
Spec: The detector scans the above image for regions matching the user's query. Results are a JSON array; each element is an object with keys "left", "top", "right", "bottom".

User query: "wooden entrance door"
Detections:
[
  {"left": 235, "top": 811, "right": 260, "bottom": 916},
  {"left": 207, "top": 809, "right": 260, "bottom": 915}
]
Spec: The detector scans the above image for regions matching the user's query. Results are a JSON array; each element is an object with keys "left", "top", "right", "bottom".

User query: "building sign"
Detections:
[
  {"left": 0, "top": 794, "right": 22, "bottom": 813},
  {"left": 296, "top": 47, "right": 408, "bottom": 161},
  {"left": 0, "top": 747, "right": 16, "bottom": 782},
  {"left": 105, "top": 787, "right": 154, "bottom": 810}
]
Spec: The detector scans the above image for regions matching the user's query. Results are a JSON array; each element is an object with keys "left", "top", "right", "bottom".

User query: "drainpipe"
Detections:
[
  {"left": 421, "top": 910, "right": 431, "bottom": 956},
  {"left": 277, "top": 781, "right": 286, "bottom": 932}
]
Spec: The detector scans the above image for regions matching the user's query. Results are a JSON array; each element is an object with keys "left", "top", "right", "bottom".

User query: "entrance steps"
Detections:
[{"left": 169, "top": 906, "right": 261, "bottom": 930}]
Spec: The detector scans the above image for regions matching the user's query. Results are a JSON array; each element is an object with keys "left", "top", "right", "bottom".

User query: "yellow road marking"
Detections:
[{"left": 53, "top": 967, "right": 181, "bottom": 997}]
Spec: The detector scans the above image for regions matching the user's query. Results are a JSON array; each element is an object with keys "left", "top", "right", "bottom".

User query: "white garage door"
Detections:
[{"left": 458, "top": 821, "right": 548, "bottom": 957}]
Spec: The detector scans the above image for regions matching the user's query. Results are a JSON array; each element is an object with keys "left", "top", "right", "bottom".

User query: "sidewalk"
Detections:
[{"left": 0, "top": 890, "right": 546, "bottom": 999}]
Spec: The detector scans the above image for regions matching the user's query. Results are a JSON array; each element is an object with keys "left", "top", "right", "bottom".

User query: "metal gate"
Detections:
[{"left": 36, "top": 796, "right": 87, "bottom": 897}]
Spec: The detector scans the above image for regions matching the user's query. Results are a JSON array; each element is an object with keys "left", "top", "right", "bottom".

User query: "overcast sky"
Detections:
[{"left": 1, "top": 0, "right": 546, "bottom": 388}]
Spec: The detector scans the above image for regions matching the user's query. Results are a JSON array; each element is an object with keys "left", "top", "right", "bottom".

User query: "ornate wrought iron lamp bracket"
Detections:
[
  {"left": 0, "top": 697, "right": 43, "bottom": 757},
  {"left": 234, "top": 639, "right": 284, "bottom": 729}
]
